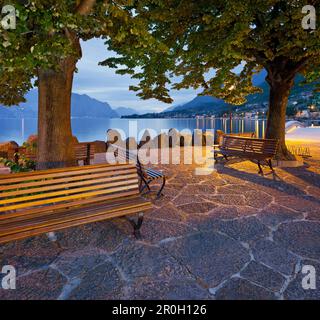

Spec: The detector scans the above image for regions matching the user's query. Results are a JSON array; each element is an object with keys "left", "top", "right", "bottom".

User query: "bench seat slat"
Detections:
[
  {"left": 0, "top": 195, "right": 142, "bottom": 226},
  {"left": 146, "top": 169, "right": 164, "bottom": 179},
  {"left": 0, "top": 201, "right": 152, "bottom": 244},
  {"left": 0, "top": 173, "right": 138, "bottom": 198},
  {"left": 0, "top": 190, "right": 138, "bottom": 221},
  {"left": 0, "top": 184, "right": 139, "bottom": 213},
  {"left": 220, "top": 149, "right": 275, "bottom": 159},
  {"left": 221, "top": 149, "right": 275, "bottom": 156},
  {"left": 0, "top": 178, "right": 139, "bottom": 205},
  {"left": 0, "top": 164, "right": 134, "bottom": 184},
  {"left": 0, "top": 168, "right": 137, "bottom": 192},
  {"left": 0, "top": 163, "right": 112, "bottom": 180},
  {"left": 0, "top": 197, "right": 151, "bottom": 236}
]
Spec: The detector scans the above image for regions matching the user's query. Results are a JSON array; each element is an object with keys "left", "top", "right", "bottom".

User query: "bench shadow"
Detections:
[
  {"left": 216, "top": 162, "right": 320, "bottom": 206},
  {"left": 281, "top": 163, "right": 320, "bottom": 189}
]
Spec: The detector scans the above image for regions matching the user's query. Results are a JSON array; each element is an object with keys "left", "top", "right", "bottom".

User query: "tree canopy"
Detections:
[
  {"left": 103, "top": 0, "right": 320, "bottom": 105},
  {"left": 3, "top": 1, "right": 318, "bottom": 107},
  {"left": 0, "top": 0, "right": 160, "bottom": 105}
]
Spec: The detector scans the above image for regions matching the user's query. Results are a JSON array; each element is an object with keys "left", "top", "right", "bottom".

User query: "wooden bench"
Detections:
[
  {"left": 0, "top": 163, "right": 153, "bottom": 244},
  {"left": 217, "top": 135, "right": 279, "bottom": 176},
  {"left": 111, "top": 145, "right": 166, "bottom": 199},
  {"left": 75, "top": 143, "right": 95, "bottom": 165},
  {"left": 215, "top": 130, "right": 255, "bottom": 145},
  {"left": 14, "top": 142, "right": 95, "bottom": 165},
  {"left": 0, "top": 151, "right": 6, "bottom": 159}
]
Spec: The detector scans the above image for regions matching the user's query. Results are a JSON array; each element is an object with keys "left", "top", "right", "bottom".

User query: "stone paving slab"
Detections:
[
  {"left": 214, "top": 277, "right": 277, "bottom": 300},
  {"left": 240, "top": 261, "right": 286, "bottom": 293},
  {"left": 0, "top": 146, "right": 320, "bottom": 300}
]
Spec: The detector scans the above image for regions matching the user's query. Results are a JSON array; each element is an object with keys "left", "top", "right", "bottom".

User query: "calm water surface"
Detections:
[{"left": 0, "top": 118, "right": 267, "bottom": 145}]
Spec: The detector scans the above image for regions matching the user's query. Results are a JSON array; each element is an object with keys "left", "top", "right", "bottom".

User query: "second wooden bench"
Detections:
[{"left": 216, "top": 135, "right": 279, "bottom": 176}]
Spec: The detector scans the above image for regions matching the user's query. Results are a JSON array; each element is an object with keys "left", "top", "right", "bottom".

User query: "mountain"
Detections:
[
  {"left": 0, "top": 90, "right": 38, "bottom": 118},
  {"left": 126, "top": 94, "right": 233, "bottom": 118},
  {"left": 169, "top": 71, "right": 266, "bottom": 114},
  {"left": 0, "top": 90, "right": 119, "bottom": 118},
  {"left": 173, "top": 96, "right": 227, "bottom": 112},
  {"left": 163, "top": 70, "right": 268, "bottom": 113},
  {"left": 245, "top": 73, "right": 318, "bottom": 106},
  {"left": 114, "top": 107, "right": 158, "bottom": 116},
  {"left": 165, "top": 105, "right": 178, "bottom": 112},
  {"left": 139, "top": 71, "right": 266, "bottom": 118},
  {"left": 71, "top": 94, "right": 118, "bottom": 118},
  {"left": 115, "top": 107, "right": 139, "bottom": 117}
]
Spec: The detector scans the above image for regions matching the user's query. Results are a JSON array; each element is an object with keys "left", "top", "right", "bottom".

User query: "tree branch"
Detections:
[
  {"left": 285, "top": 57, "right": 310, "bottom": 81},
  {"left": 76, "top": 0, "right": 97, "bottom": 15}
]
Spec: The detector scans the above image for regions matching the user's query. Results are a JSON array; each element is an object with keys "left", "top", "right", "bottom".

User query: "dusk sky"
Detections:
[{"left": 73, "top": 38, "right": 203, "bottom": 113}]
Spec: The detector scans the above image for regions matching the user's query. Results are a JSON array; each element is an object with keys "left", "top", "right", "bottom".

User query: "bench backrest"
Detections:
[
  {"left": 221, "top": 136, "right": 278, "bottom": 157},
  {"left": 0, "top": 164, "right": 140, "bottom": 216},
  {"left": 15, "top": 143, "right": 95, "bottom": 163},
  {"left": 16, "top": 146, "right": 37, "bottom": 161},
  {"left": 75, "top": 143, "right": 95, "bottom": 162},
  {"left": 215, "top": 130, "right": 255, "bottom": 145}
]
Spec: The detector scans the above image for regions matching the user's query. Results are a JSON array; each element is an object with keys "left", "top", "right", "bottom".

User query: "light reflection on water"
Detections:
[{"left": 0, "top": 117, "right": 268, "bottom": 144}]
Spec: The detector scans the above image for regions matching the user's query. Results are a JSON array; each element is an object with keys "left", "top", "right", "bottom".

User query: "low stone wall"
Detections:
[
  {"left": 106, "top": 129, "right": 214, "bottom": 150},
  {"left": 0, "top": 141, "right": 19, "bottom": 160},
  {"left": 0, "top": 166, "right": 11, "bottom": 175},
  {"left": 88, "top": 141, "right": 106, "bottom": 153}
]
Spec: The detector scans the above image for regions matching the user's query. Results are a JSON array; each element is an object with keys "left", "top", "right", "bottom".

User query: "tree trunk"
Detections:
[
  {"left": 37, "top": 55, "right": 77, "bottom": 169},
  {"left": 265, "top": 74, "right": 295, "bottom": 160}
]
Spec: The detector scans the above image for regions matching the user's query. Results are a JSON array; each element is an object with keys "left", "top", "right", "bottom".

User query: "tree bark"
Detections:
[
  {"left": 36, "top": 1, "right": 96, "bottom": 170},
  {"left": 37, "top": 55, "right": 78, "bottom": 169},
  {"left": 265, "top": 72, "right": 295, "bottom": 160}
]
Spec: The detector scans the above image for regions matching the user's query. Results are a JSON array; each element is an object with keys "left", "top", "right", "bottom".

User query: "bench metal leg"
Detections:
[
  {"left": 47, "top": 232, "right": 57, "bottom": 242},
  {"left": 139, "top": 176, "right": 151, "bottom": 193},
  {"left": 267, "top": 159, "right": 274, "bottom": 173},
  {"left": 140, "top": 176, "right": 166, "bottom": 199},
  {"left": 267, "top": 159, "right": 280, "bottom": 180},
  {"left": 157, "top": 176, "right": 166, "bottom": 199},
  {"left": 46, "top": 232, "right": 63, "bottom": 249},
  {"left": 257, "top": 161, "right": 264, "bottom": 176},
  {"left": 126, "top": 213, "right": 144, "bottom": 239}
]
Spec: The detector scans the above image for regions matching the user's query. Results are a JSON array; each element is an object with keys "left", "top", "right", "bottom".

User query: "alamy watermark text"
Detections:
[{"left": 1, "top": 5, "right": 16, "bottom": 30}]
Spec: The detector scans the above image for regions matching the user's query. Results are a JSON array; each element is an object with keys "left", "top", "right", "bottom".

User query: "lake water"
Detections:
[{"left": 0, "top": 118, "right": 267, "bottom": 145}]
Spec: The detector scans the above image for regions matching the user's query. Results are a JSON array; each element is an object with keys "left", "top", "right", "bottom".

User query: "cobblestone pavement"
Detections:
[{"left": 0, "top": 144, "right": 319, "bottom": 300}]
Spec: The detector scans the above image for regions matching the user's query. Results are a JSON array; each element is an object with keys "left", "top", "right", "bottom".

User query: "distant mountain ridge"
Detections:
[
  {"left": 71, "top": 93, "right": 118, "bottom": 118},
  {"left": 115, "top": 107, "right": 140, "bottom": 117},
  {"left": 126, "top": 70, "right": 319, "bottom": 118},
  {"left": 170, "top": 70, "right": 268, "bottom": 114},
  {"left": 0, "top": 90, "right": 119, "bottom": 119},
  {"left": 163, "top": 70, "right": 268, "bottom": 113},
  {"left": 0, "top": 90, "right": 157, "bottom": 119}
]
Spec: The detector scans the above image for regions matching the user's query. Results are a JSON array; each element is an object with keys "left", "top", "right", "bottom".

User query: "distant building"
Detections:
[
  {"left": 308, "top": 104, "right": 319, "bottom": 112},
  {"left": 244, "top": 112, "right": 254, "bottom": 118},
  {"left": 296, "top": 110, "right": 311, "bottom": 118},
  {"left": 310, "top": 112, "right": 320, "bottom": 119}
]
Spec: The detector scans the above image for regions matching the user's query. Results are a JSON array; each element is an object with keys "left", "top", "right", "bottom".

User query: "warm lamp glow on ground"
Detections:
[{"left": 0, "top": 142, "right": 319, "bottom": 300}]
